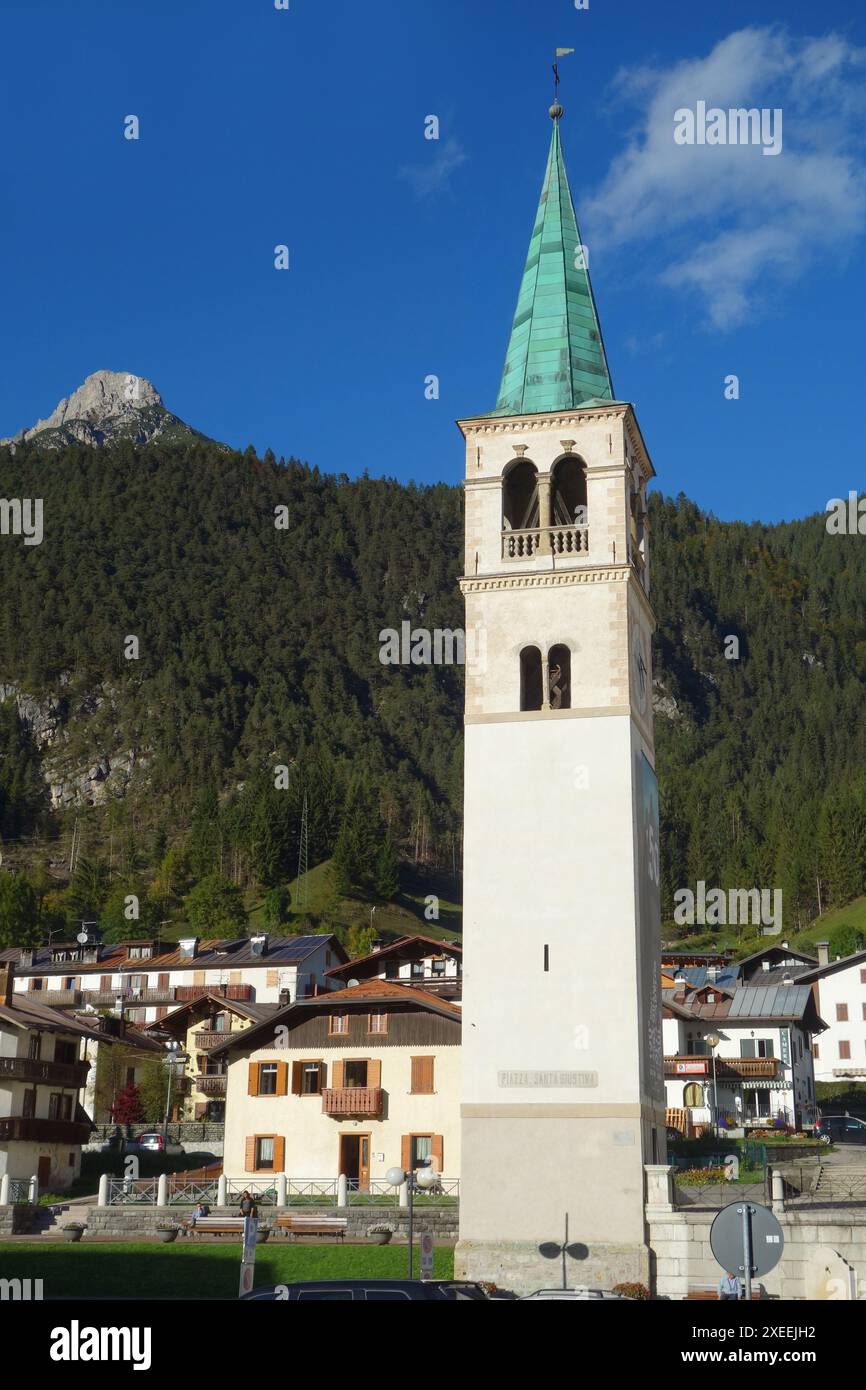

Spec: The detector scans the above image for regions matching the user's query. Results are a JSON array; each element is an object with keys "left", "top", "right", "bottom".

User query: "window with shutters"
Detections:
[
  {"left": 329, "top": 1014, "right": 349, "bottom": 1036},
  {"left": 267, "top": 970, "right": 279, "bottom": 987},
  {"left": 344, "top": 1060, "right": 368, "bottom": 1088},
  {"left": 840, "top": 1041, "right": 851, "bottom": 1059},
  {"left": 410, "top": 1057, "right": 435, "bottom": 1094},
  {"left": 812, "top": 1043, "right": 820, "bottom": 1059},
  {"left": 292, "top": 1060, "right": 325, "bottom": 1096},
  {"left": 258, "top": 1063, "right": 279, "bottom": 1095},
  {"left": 28, "top": 1034, "right": 41, "bottom": 1061},
  {"left": 256, "top": 1136, "right": 275, "bottom": 1170},
  {"left": 837, "top": 1003, "right": 849, "bottom": 1022}
]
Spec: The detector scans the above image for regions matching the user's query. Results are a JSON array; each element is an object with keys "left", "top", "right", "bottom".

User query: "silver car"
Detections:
[
  {"left": 129, "top": 1131, "right": 184, "bottom": 1155},
  {"left": 521, "top": 1288, "right": 633, "bottom": 1300}
]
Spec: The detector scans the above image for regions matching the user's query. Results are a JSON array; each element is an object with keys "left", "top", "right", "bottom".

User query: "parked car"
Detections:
[
  {"left": 521, "top": 1288, "right": 634, "bottom": 1300},
  {"left": 241, "top": 1280, "right": 490, "bottom": 1301},
  {"left": 815, "top": 1115, "right": 866, "bottom": 1145},
  {"left": 128, "top": 1132, "right": 184, "bottom": 1155}
]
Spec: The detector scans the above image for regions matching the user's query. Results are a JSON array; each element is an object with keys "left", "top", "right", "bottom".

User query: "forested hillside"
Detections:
[{"left": 1, "top": 436, "right": 865, "bottom": 941}]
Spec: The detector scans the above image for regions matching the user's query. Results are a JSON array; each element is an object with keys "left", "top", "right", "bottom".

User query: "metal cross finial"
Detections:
[{"left": 551, "top": 47, "right": 574, "bottom": 119}]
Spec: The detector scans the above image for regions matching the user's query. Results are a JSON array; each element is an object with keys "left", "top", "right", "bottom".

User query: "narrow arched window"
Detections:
[
  {"left": 519, "top": 646, "right": 543, "bottom": 711},
  {"left": 502, "top": 459, "right": 539, "bottom": 530},
  {"left": 550, "top": 457, "right": 587, "bottom": 526},
  {"left": 548, "top": 644, "right": 571, "bottom": 710}
]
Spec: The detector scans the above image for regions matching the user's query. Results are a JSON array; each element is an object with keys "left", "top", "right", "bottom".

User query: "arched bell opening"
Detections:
[
  {"left": 550, "top": 456, "right": 587, "bottom": 527},
  {"left": 502, "top": 459, "right": 539, "bottom": 531},
  {"left": 519, "top": 645, "right": 543, "bottom": 712},
  {"left": 548, "top": 644, "right": 571, "bottom": 710}
]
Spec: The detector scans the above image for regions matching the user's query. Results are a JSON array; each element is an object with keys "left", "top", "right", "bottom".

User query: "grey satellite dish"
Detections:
[
  {"left": 76, "top": 931, "right": 89, "bottom": 944},
  {"left": 347, "top": 978, "right": 360, "bottom": 987}
]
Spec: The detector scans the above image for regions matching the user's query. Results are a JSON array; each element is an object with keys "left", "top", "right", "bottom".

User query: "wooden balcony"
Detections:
[
  {"left": 31, "top": 990, "right": 81, "bottom": 1008},
  {"left": 89, "top": 987, "right": 177, "bottom": 1006},
  {"left": 195, "top": 1074, "right": 227, "bottom": 1096},
  {"left": 175, "top": 983, "right": 253, "bottom": 1003},
  {"left": 0, "top": 1056, "right": 90, "bottom": 1088},
  {"left": 193, "top": 1030, "right": 230, "bottom": 1050},
  {"left": 0, "top": 1116, "right": 92, "bottom": 1144},
  {"left": 665, "top": 1055, "right": 778, "bottom": 1080},
  {"left": 321, "top": 1086, "right": 384, "bottom": 1118}
]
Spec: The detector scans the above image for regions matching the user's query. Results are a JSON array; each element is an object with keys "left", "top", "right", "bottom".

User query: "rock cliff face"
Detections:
[
  {"left": 0, "top": 370, "right": 211, "bottom": 449},
  {"left": 0, "top": 678, "right": 150, "bottom": 808}
]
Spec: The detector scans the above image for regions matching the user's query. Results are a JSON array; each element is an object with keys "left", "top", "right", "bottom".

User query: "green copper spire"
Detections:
[{"left": 491, "top": 112, "right": 614, "bottom": 416}]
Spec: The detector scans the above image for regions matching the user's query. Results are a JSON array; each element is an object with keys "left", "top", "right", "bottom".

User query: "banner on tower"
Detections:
[{"left": 635, "top": 751, "right": 665, "bottom": 1101}]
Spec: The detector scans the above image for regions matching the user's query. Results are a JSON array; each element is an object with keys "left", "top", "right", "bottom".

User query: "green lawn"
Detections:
[{"left": 0, "top": 1241, "right": 455, "bottom": 1299}]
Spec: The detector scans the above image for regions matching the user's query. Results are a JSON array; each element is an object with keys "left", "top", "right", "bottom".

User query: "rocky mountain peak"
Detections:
[{"left": 1, "top": 369, "right": 211, "bottom": 449}]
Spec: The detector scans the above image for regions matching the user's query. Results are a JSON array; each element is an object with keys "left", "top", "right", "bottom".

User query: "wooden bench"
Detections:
[
  {"left": 182, "top": 1216, "right": 246, "bottom": 1238},
  {"left": 687, "top": 1284, "right": 765, "bottom": 1300},
  {"left": 275, "top": 1214, "right": 347, "bottom": 1241}
]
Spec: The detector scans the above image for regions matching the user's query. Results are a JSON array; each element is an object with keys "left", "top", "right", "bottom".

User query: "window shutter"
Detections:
[
  {"left": 401, "top": 1135, "right": 412, "bottom": 1171},
  {"left": 367, "top": 1059, "right": 381, "bottom": 1088},
  {"left": 317, "top": 1061, "right": 327, "bottom": 1090},
  {"left": 411, "top": 1057, "right": 434, "bottom": 1093},
  {"left": 291, "top": 1061, "right": 303, "bottom": 1095},
  {"left": 431, "top": 1135, "right": 444, "bottom": 1173},
  {"left": 276, "top": 1061, "right": 288, "bottom": 1095},
  {"left": 248, "top": 1063, "right": 260, "bottom": 1096},
  {"left": 273, "top": 1136, "right": 286, "bottom": 1171},
  {"left": 332, "top": 1060, "right": 344, "bottom": 1089},
  {"left": 100, "top": 975, "right": 111, "bottom": 992},
  {"left": 158, "top": 973, "right": 169, "bottom": 988},
  {"left": 245, "top": 1136, "right": 257, "bottom": 1171}
]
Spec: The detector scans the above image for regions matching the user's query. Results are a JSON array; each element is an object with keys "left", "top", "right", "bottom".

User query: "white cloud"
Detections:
[
  {"left": 399, "top": 138, "right": 468, "bottom": 201},
  {"left": 583, "top": 27, "right": 866, "bottom": 329}
]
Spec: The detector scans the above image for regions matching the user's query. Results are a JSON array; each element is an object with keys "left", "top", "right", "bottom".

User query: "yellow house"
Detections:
[
  {"left": 214, "top": 981, "right": 461, "bottom": 1185},
  {"left": 146, "top": 994, "right": 281, "bottom": 1122}
]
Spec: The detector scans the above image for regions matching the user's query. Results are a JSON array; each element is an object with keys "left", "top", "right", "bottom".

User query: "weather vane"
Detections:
[{"left": 551, "top": 47, "right": 574, "bottom": 118}]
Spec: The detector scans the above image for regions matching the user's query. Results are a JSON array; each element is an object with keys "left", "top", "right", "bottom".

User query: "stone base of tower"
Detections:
[
  {"left": 454, "top": 1239, "right": 651, "bottom": 1298},
  {"left": 454, "top": 1111, "right": 657, "bottom": 1297}
]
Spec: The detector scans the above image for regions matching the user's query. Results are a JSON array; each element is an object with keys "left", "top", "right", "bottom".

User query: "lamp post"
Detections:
[
  {"left": 162, "top": 1041, "right": 186, "bottom": 1143},
  {"left": 386, "top": 1159, "right": 438, "bottom": 1277},
  {"left": 706, "top": 1032, "right": 721, "bottom": 1138}
]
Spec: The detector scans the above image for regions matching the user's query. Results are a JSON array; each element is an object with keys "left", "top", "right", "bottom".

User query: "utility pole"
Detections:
[{"left": 296, "top": 792, "right": 309, "bottom": 917}]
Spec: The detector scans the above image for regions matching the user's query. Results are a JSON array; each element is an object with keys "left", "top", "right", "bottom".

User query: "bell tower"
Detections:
[{"left": 455, "top": 99, "right": 665, "bottom": 1293}]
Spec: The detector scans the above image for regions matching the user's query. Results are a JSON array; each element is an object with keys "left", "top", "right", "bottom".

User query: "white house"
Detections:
[
  {"left": 4, "top": 931, "right": 346, "bottom": 1027},
  {"left": 663, "top": 975, "right": 823, "bottom": 1134},
  {"left": 0, "top": 963, "right": 105, "bottom": 1192},
  {"left": 797, "top": 943, "right": 866, "bottom": 1085}
]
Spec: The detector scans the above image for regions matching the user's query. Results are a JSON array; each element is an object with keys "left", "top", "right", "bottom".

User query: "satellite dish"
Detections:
[
  {"left": 347, "top": 978, "right": 360, "bottom": 987},
  {"left": 76, "top": 932, "right": 89, "bottom": 944}
]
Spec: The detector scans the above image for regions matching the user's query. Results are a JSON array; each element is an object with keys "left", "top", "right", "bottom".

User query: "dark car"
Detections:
[
  {"left": 240, "top": 1279, "right": 490, "bottom": 1301},
  {"left": 815, "top": 1114, "right": 866, "bottom": 1145}
]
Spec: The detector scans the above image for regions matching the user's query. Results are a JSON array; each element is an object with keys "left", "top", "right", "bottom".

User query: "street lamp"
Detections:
[
  {"left": 386, "top": 1158, "right": 438, "bottom": 1277},
  {"left": 162, "top": 1040, "right": 187, "bottom": 1142},
  {"left": 705, "top": 1032, "right": 721, "bottom": 1138}
]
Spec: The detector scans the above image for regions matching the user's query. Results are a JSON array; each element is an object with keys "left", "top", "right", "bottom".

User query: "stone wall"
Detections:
[
  {"left": 85, "top": 1205, "right": 458, "bottom": 1241},
  {"left": 0, "top": 1204, "right": 37, "bottom": 1235},
  {"left": 646, "top": 1164, "right": 866, "bottom": 1300}
]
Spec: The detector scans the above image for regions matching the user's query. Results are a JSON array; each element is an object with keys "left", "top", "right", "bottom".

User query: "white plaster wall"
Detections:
[
  {"left": 814, "top": 964, "right": 866, "bottom": 1083},
  {"left": 223, "top": 1043, "right": 461, "bottom": 1180}
]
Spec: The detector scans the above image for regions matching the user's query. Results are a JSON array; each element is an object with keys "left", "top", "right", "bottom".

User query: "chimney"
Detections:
[
  {"left": 816, "top": 941, "right": 830, "bottom": 968},
  {"left": 0, "top": 962, "right": 15, "bottom": 1008},
  {"left": 178, "top": 937, "right": 199, "bottom": 959},
  {"left": 18, "top": 947, "right": 35, "bottom": 969},
  {"left": 707, "top": 965, "right": 719, "bottom": 982},
  {"left": 249, "top": 934, "right": 268, "bottom": 958}
]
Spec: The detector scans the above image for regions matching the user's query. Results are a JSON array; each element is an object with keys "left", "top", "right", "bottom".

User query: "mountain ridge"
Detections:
[{"left": 0, "top": 370, "right": 218, "bottom": 450}]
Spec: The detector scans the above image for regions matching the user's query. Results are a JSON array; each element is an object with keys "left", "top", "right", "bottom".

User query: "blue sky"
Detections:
[{"left": 0, "top": 0, "right": 864, "bottom": 523}]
